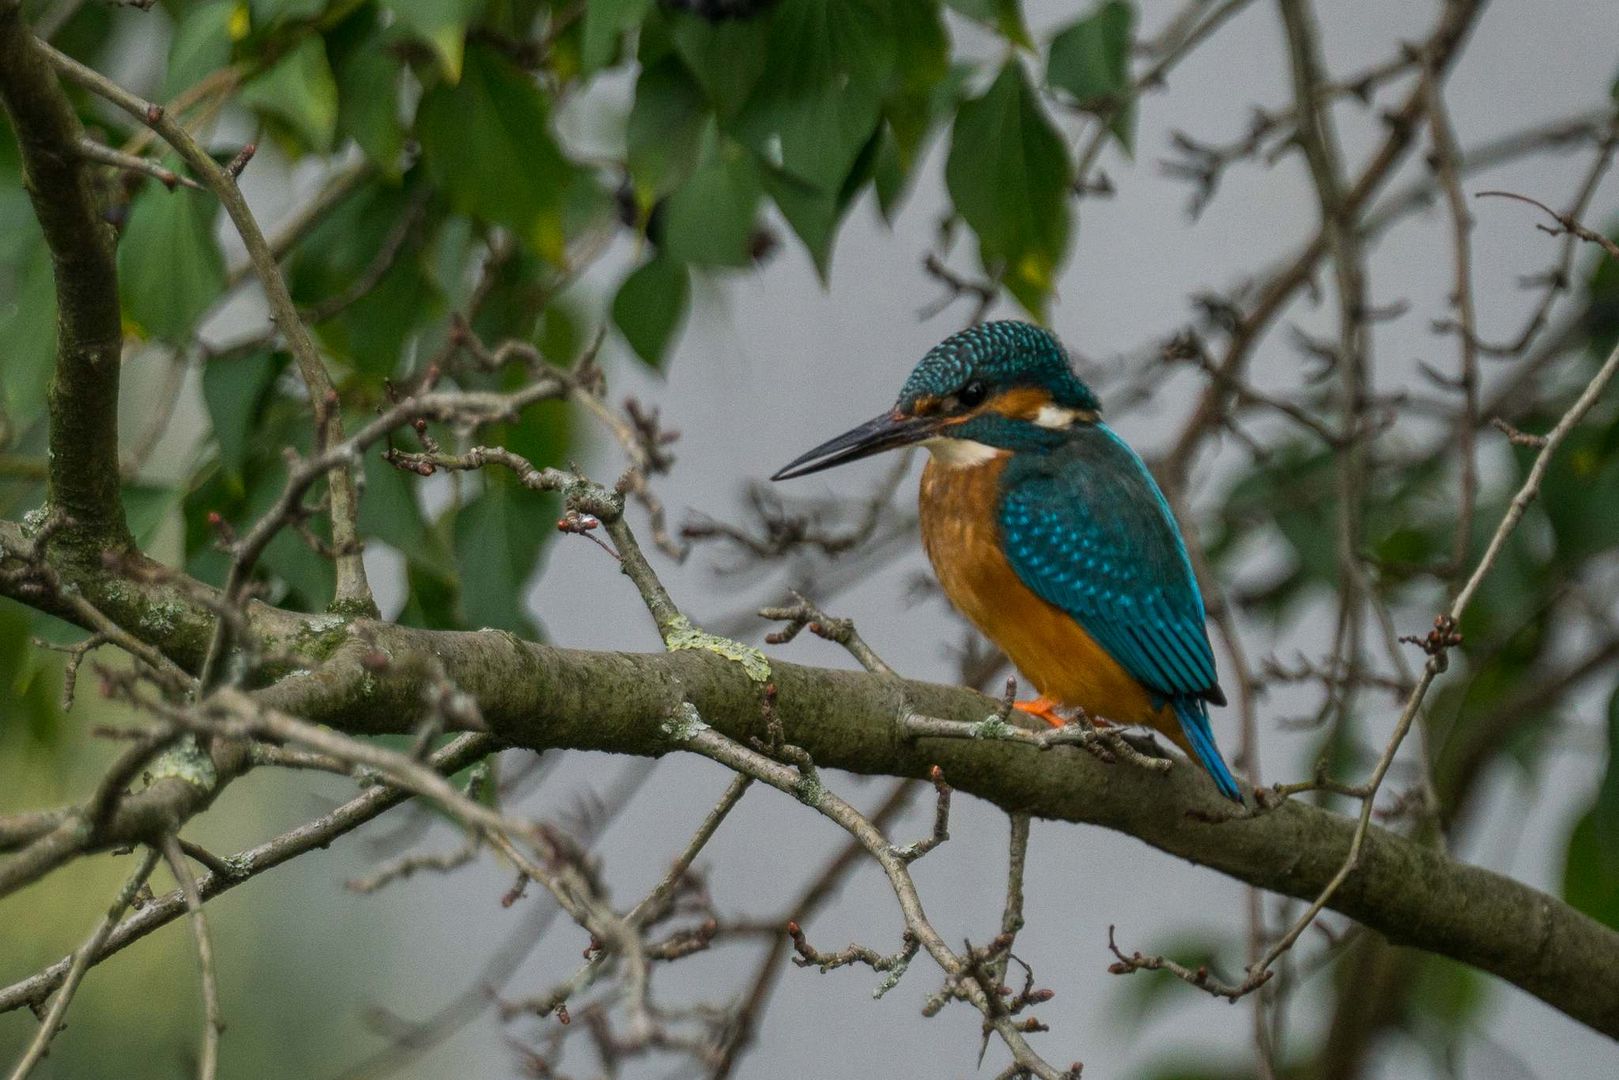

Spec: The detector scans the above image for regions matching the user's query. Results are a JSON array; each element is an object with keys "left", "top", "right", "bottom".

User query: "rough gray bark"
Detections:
[{"left": 2, "top": 527, "right": 1615, "bottom": 1039}]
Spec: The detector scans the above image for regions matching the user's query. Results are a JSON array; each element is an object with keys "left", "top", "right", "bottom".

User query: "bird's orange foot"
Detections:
[
  {"left": 1013, "top": 696, "right": 1067, "bottom": 729},
  {"left": 1012, "top": 698, "right": 1115, "bottom": 730}
]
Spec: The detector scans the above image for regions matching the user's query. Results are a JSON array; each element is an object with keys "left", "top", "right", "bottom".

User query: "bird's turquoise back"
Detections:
[{"left": 996, "top": 422, "right": 1241, "bottom": 800}]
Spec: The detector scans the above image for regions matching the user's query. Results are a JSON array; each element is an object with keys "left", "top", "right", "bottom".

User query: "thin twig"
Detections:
[
  {"left": 346, "top": 836, "right": 482, "bottom": 894},
  {"left": 891, "top": 766, "right": 951, "bottom": 863},
  {"left": 1476, "top": 187, "right": 1619, "bottom": 260},
  {"left": 6, "top": 847, "right": 161, "bottom": 1080},
  {"left": 297, "top": 185, "right": 431, "bottom": 324},
  {"left": 0, "top": 735, "right": 493, "bottom": 1016},
  {"left": 1424, "top": 73, "right": 1480, "bottom": 573},
  {"left": 1205, "top": 337, "right": 1619, "bottom": 1003},
  {"left": 77, "top": 135, "right": 203, "bottom": 190},
  {"left": 161, "top": 834, "right": 223, "bottom": 1080},
  {"left": 43, "top": 42, "right": 375, "bottom": 611},
  {"left": 627, "top": 773, "right": 751, "bottom": 928}
]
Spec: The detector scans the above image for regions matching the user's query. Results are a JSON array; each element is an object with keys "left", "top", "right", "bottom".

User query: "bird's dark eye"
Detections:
[{"left": 957, "top": 380, "right": 988, "bottom": 408}]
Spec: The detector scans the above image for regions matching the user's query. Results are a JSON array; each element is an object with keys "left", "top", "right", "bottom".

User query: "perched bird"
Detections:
[{"left": 772, "top": 321, "right": 1242, "bottom": 801}]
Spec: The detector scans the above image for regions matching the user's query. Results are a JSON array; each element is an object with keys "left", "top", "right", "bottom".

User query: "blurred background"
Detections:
[{"left": 3, "top": 0, "right": 1619, "bottom": 1076}]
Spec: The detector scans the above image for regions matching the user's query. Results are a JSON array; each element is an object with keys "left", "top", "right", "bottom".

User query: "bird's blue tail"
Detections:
[{"left": 1172, "top": 698, "right": 1242, "bottom": 802}]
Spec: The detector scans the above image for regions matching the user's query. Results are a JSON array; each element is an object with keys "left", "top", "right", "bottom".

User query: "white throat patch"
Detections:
[{"left": 921, "top": 437, "right": 1002, "bottom": 469}]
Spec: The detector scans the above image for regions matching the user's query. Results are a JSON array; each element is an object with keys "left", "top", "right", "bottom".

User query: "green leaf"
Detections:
[
  {"left": 1535, "top": 416, "right": 1619, "bottom": 563},
  {"left": 285, "top": 176, "right": 444, "bottom": 376},
  {"left": 122, "top": 482, "right": 183, "bottom": 547},
  {"left": 40, "top": 1, "right": 116, "bottom": 72},
  {"left": 0, "top": 240, "right": 56, "bottom": 431},
  {"left": 582, "top": 0, "right": 653, "bottom": 74},
  {"left": 490, "top": 396, "right": 572, "bottom": 487},
  {"left": 1589, "top": 231, "right": 1619, "bottom": 361},
  {"left": 537, "top": 303, "right": 583, "bottom": 366},
  {"left": 666, "top": 9, "right": 768, "bottom": 119},
  {"left": 202, "top": 350, "right": 283, "bottom": 485},
  {"left": 359, "top": 445, "right": 453, "bottom": 576},
  {"left": 465, "top": 244, "right": 553, "bottom": 344},
  {"left": 263, "top": 522, "right": 336, "bottom": 604},
  {"left": 1111, "top": 933, "right": 1227, "bottom": 1025},
  {"left": 1047, "top": 1, "right": 1134, "bottom": 104},
  {"left": 451, "top": 472, "right": 554, "bottom": 635},
  {"left": 764, "top": 118, "right": 875, "bottom": 274},
  {"left": 890, "top": 0, "right": 949, "bottom": 88},
  {"left": 612, "top": 254, "right": 689, "bottom": 367},
  {"left": 884, "top": 0, "right": 951, "bottom": 163},
  {"left": 117, "top": 182, "right": 225, "bottom": 342},
  {"left": 872, "top": 126, "right": 907, "bottom": 220},
  {"left": 239, "top": 37, "right": 340, "bottom": 153},
  {"left": 880, "top": 63, "right": 969, "bottom": 222},
  {"left": 1409, "top": 954, "right": 1486, "bottom": 1030},
  {"left": 163, "top": 0, "right": 236, "bottom": 100},
  {"left": 418, "top": 43, "right": 576, "bottom": 262},
  {"left": 330, "top": 17, "right": 406, "bottom": 172},
  {"left": 251, "top": 0, "right": 327, "bottom": 26},
  {"left": 344, "top": 255, "right": 444, "bottom": 377},
  {"left": 478, "top": 0, "right": 547, "bottom": 39},
  {"left": 626, "top": 57, "right": 709, "bottom": 204},
  {"left": 1564, "top": 685, "right": 1619, "bottom": 929},
  {"left": 0, "top": 601, "right": 64, "bottom": 748},
  {"left": 1047, "top": 0, "right": 1136, "bottom": 153},
  {"left": 397, "top": 561, "right": 460, "bottom": 630},
  {"left": 381, "top": 0, "right": 487, "bottom": 81},
  {"left": 183, "top": 401, "right": 337, "bottom": 607},
  {"left": 426, "top": 214, "right": 478, "bottom": 301},
  {"left": 660, "top": 131, "right": 762, "bottom": 266},
  {"left": 0, "top": 122, "right": 53, "bottom": 432},
  {"left": 944, "top": 61, "right": 1073, "bottom": 315},
  {"left": 764, "top": 166, "right": 838, "bottom": 277},
  {"left": 944, "top": 0, "right": 1031, "bottom": 49},
  {"left": 732, "top": 0, "right": 891, "bottom": 192}
]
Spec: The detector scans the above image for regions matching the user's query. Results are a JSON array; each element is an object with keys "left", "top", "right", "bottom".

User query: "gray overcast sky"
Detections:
[{"left": 521, "top": 3, "right": 1618, "bottom": 1076}]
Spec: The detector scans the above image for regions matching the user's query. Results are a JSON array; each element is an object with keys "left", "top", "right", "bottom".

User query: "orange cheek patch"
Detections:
[{"left": 984, "top": 386, "right": 1054, "bottom": 420}]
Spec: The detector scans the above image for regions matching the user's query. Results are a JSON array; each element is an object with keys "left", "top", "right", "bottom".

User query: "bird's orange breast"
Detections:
[{"left": 918, "top": 455, "right": 1183, "bottom": 745}]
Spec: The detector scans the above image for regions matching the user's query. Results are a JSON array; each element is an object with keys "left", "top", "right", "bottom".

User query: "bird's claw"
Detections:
[{"left": 1012, "top": 696, "right": 1065, "bottom": 728}]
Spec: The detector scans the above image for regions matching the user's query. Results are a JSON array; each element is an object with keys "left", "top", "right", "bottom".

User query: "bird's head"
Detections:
[{"left": 772, "top": 321, "right": 1100, "bottom": 480}]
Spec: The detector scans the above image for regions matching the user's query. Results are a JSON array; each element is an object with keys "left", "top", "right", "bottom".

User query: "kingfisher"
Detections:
[{"left": 772, "top": 321, "right": 1242, "bottom": 801}]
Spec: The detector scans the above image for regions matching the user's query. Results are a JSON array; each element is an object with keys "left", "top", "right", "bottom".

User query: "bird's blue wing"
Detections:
[{"left": 997, "top": 424, "right": 1222, "bottom": 703}]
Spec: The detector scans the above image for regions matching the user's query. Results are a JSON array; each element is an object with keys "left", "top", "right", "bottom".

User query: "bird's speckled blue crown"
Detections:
[{"left": 897, "top": 321, "right": 1101, "bottom": 412}]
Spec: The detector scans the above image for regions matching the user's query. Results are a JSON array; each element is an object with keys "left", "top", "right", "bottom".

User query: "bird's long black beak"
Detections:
[{"left": 771, "top": 410, "right": 938, "bottom": 481}]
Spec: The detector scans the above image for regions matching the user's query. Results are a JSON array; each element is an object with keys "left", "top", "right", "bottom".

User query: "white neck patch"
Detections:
[
  {"left": 1032, "top": 404, "right": 1082, "bottom": 429},
  {"left": 921, "top": 437, "right": 1002, "bottom": 469}
]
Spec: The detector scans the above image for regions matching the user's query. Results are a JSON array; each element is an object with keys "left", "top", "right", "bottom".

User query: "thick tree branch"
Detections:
[
  {"left": 0, "top": 1, "right": 130, "bottom": 549},
  {"left": 3, "top": 511, "right": 1618, "bottom": 1037},
  {"left": 262, "top": 629, "right": 1619, "bottom": 1038}
]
